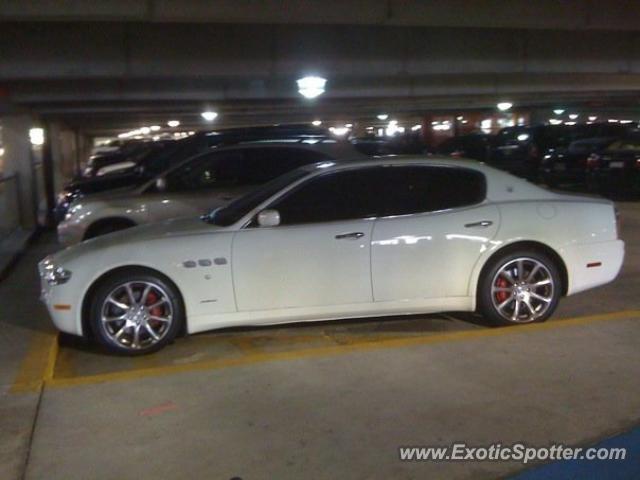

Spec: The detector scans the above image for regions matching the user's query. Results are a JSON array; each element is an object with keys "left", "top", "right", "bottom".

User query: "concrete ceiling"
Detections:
[{"left": 1, "top": 0, "right": 640, "bottom": 135}]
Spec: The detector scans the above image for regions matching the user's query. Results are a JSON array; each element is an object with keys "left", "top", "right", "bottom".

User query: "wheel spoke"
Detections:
[
  {"left": 140, "top": 284, "right": 152, "bottom": 305},
  {"left": 512, "top": 298, "right": 521, "bottom": 321},
  {"left": 145, "top": 323, "right": 160, "bottom": 341},
  {"left": 102, "top": 314, "right": 126, "bottom": 323},
  {"left": 499, "top": 270, "right": 516, "bottom": 284},
  {"left": 517, "top": 260, "right": 524, "bottom": 281},
  {"left": 530, "top": 292, "right": 552, "bottom": 304},
  {"left": 492, "top": 287, "right": 512, "bottom": 293},
  {"left": 532, "top": 278, "right": 552, "bottom": 287},
  {"left": 149, "top": 315, "right": 171, "bottom": 323},
  {"left": 107, "top": 296, "right": 129, "bottom": 311},
  {"left": 124, "top": 283, "right": 137, "bottom": 306},
  {"left": 497, "top": 297, "right": 513, "bottom": 311},
  {"left": 523, "top": 298, "right": 536, "bottom": 317},
  {"left": 147, "top": 299, "right": 168, "bottom": 309},
  {"left": 132, "top": 324, "right": 141, "bottom": 348},
  {"left": 526, "top": 264, "right": 541, "bottom": 282},
  {"left": 115, "top": 324, "right": 129, "bottom": 339}
]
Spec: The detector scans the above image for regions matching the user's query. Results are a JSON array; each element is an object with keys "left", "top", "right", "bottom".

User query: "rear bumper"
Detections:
[
  {"left": 564, "top": 240, "right": 625, "bottom": 295},
  {"left": 588, "top": 169, "right": 640, "bottom": 192}
]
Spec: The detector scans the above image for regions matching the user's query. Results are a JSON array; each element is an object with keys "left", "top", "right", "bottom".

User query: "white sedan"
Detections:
[{"left": 40, "top": 158, "right": 624, "bottom": 355}]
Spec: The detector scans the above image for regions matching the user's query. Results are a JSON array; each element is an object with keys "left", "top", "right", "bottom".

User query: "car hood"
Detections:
[{"left": 53, "top": 216, "right": 224, "bottom": 264}]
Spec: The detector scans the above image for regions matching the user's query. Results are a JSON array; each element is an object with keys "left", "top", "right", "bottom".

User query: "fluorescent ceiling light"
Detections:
[
  {"left": 296, "top": 76, "right": 326, "bottom": 99},
  {"left": 553, "top": 109, "right": 565, "bottom": 115},
  {"left": 377, "top": 114, "right": 389, "bottom": 121},
  {"left": 167, "top": 120, "right": 180, "bottom": 127},
  {"left": 497, "top": 102, "right": 513, "bottom": 111},
  {"left": 201, "top": 111, "right": 218, "bottom": 121},
  {"left": 312, "top": 120, "right": 322, "bottom": 126},
  {"left": 29, "top": 128, "right": 45, "bottom": 146}
]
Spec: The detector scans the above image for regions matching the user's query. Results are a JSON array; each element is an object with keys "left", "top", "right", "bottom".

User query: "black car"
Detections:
[
  {"left": 586, "top": 136, "right": 640, "bottom": 196},
  {"left": 489, "top": 125, "right": 575, "bottom": 180},
  {"left": 435, "top": 134, "right": 493, "bottom": 161},
  {"left": 538, "top": 123, "right": 634, "bottom": 187},
  {"left": 55, "top": 124, "right": 336, "bottom": 221}
]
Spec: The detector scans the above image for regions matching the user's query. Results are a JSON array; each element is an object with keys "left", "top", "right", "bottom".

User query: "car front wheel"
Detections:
[
  {"left": 478, "top": 251, "right": 561, "bottom": 326},
  {"left": 90, "top": 269, "right": 184, "bottom": 355}
]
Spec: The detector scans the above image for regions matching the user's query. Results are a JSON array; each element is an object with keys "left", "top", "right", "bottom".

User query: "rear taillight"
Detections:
[{"left": 586, "top": 153, "right": 600, "bottom": 169}]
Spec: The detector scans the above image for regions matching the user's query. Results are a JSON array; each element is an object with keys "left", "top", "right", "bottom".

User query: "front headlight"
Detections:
[{"left": 39, "top": 258, "right": 72, "bottom": 286}]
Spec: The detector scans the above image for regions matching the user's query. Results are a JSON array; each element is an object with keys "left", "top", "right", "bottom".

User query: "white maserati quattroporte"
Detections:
[{"left": 40, "top": 158, "right": 624, "bottom": 354}]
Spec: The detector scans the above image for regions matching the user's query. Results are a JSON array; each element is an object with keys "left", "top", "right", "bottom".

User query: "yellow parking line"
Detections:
[
  {"left": 45, "top": 309, "right": 640, "bottom": 390},
  {"left": 10, "top": 332, "right": 59, "bottom": 394}
]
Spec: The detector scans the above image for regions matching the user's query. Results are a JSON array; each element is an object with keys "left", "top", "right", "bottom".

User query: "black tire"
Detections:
[
  {"left": 89, "top": 268, "right": 184, "bottom": 355},
  {"left": 477, "top": 250, "right": 561, "bottom": 327},
  {"left": 85, "top": 220, "right": 134, "bottom": 240}
]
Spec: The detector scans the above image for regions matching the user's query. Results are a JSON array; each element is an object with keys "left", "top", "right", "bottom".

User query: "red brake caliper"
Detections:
[
  {"left": 146, "top": 291, "right": 162, "bottom": 326},
  {"left": 495, "top": 277, "right": 510, "bottom": 303}
]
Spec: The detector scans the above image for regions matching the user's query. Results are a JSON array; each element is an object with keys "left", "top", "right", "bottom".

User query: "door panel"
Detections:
[
  {"left": 232, "top": 220, "right": 374, "bottom": 312},
  {"left": 372, "top": 204, "right": 500, "bottom": 301}
]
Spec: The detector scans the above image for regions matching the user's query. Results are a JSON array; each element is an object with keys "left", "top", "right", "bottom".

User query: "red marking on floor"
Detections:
[{"left": 138, "top": 401, "right": 178, "bottom": 417}]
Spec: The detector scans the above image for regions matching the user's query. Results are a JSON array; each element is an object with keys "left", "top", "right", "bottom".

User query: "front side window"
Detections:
[
  {"left": 164, "top": 151, "right": 245, "bottom": 192},
  {"left": 268, "top": 166, "right": 486, "bottom": 226}
]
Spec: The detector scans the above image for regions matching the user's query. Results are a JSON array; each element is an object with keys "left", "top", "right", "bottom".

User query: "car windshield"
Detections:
[{"left": 203, "top": 167, "right": 311, "bottom": 226}]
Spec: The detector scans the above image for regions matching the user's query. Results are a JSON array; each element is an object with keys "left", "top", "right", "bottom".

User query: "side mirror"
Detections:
[
  {"left": 155, "top": 177, "right": 167, "bottom": 192},
  {"left": 257, "top": 209, "right": 280, "bottom": 228}
]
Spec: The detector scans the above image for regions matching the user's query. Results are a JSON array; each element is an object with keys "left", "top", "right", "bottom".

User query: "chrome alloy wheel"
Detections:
[
  {"left": 490, "top": 257, "right": 555, "bottom": 323},
  {"left": 100, "top": 281, "right": 173, "bottom": 350}
]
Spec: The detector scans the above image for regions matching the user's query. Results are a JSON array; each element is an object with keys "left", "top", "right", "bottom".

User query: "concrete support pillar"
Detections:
[{"left": 2, "top": 114, "right": 37, "bottom": 229}]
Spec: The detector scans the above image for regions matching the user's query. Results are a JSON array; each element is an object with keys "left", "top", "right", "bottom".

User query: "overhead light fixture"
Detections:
[
  {"left": 456, "top": 116, "right": 464, "bottom": 121},
  {"left": 29, "top": 128, "right": 45, "bottom": 146},
  {"left": 497, "top": 102, "right": 513, "bottom": 112},
  {"left": 167, "top": 120, "right": 180, "bottom": 127},
  {"left": 201, "top": 111, "right": 218, "bottom": 121},
  {"left": 296, "top": 76, "right": 327, "bottom": 99},
  {"left": 411, "top": 124, "right": 422, "bottom": 131},
  {"left": 549, "top": 118, "right": 562, "bottom": 125},
  {"left": 377, "top": 114, "right": 389, "bottom": 121},
  {"left": 620, "top": 120, "right": 633, "bottom": 124},
  {"left": 329, "top": 126, "right": 349, "bottom": 136},
  {"left": 345, "top": 123, "right": 353, "bottom": 128},
  {"left": 568, "top": 114, "right": 579, "bottom": 120},
  {"left": 588, "top": 116, "right": 597, "bottom": 122},
  {"left": 140, "top": 127, "right": 151, "bottom": 135},
  {"left": 150, "top": 125, "right": 161, "bottom": 131},
  {"left": 312, "top": 120, "right": 322, "bottom": 126},
  {"left": 553, "top": 109, "right": 565, "bottom": 115}
]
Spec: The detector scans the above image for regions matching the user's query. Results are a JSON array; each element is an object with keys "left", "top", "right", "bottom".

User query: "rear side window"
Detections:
[
  {"left": 269, "top": 166, "right": 486, "bottom": 225},
  {"left": 243, "top": 148, "right": 328, "bottom": 183},
  {"left": 380, "top": 166, "right": 486, "bottom": 216}
]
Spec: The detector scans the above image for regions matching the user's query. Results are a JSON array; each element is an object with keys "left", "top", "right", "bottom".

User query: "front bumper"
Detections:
[{"left": 38, "top": 260, "right": 83, "bottom": 336}]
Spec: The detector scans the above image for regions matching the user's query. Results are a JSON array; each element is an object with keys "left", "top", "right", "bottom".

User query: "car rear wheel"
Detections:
[
  {"left": 89, "top": 270, "right": 184, "bottom": 355},
  {"left": 477, "top": 251, "right": 561, "bottom": 326}
]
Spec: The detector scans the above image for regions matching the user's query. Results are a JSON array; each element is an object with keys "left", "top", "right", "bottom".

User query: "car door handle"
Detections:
[
  {"left": 335, "top": 232, "right": 365, "bottom": 240},
  {"left": 464, "top": 220, "right": 493, "bottom": 228}
]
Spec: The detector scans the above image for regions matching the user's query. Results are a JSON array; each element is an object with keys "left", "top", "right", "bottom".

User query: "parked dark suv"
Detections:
[
  {"left": 539, "top": 123, "right": 635, "bottom": 187},
  {"left": 489, "top": 125, "right": 575, "bottom": 180},
  {"left": 586, "top": 135, "right": 640, "bottom": 196}
]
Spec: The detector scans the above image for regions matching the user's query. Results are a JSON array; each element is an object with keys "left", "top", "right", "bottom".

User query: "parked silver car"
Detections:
[{"left": 58, "top": 141, "right": 362, "bottom": 245}]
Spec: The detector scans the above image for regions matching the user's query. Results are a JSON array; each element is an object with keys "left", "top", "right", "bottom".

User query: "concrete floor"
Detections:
[{"left": 1, "top": 201, "right": 639, "bottom": 480}]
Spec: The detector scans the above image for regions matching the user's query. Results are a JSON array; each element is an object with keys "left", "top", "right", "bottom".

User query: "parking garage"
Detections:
[{"left": 1, "top": 2, "right": 640, "bottom": 479}]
